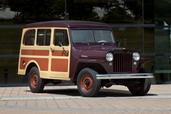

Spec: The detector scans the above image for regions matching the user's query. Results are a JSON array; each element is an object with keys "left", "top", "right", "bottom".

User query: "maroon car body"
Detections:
[{"left": 20, "top": 21, "right": 153, "bottom": 97}]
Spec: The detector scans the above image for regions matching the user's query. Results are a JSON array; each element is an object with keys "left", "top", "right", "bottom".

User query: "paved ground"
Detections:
[{"left": 0, "top": 84, "right": 171, "bottom": 114}]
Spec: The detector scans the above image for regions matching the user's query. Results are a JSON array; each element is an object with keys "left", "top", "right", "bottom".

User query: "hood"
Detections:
[
  {"left": 73, "top": 43, "right": 125, "bottom": 51},
  {"left": 73, "top": 43, "right": 132, "bottom": 59}
]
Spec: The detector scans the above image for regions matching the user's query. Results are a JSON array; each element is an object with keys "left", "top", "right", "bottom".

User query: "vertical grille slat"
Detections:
[{"left": 113, "top": 52, "right": 132, "bottom": 73}]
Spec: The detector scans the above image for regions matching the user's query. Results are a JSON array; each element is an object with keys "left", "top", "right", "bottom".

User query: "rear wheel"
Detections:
[
  {"left": 128, "top": 68, "right": 151, "bottom": 96},
  {"left": 77, "top": 68, "right": 101, "bottom": 97},
  {"left": 28, "top": 67, "right": 45, "bottom": 93}
]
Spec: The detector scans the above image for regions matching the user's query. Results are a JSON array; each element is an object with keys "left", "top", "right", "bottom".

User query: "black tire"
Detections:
[
  {"left": 128, "top": 68, "right": 151, "bottom": 96},
  {"left": 77, "top": 68, "right": 101, "bottom": 97},
  {"left": 28, "top": 67, "right": 45, "bottom": 93}
]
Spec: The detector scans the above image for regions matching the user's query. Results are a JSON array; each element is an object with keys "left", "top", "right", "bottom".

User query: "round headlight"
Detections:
[
  {"left": 133, "top": 52, "right": 140, "bottom": 61},
  {"left": 106, "top": 53, "right": 113, "bottom": 62}
]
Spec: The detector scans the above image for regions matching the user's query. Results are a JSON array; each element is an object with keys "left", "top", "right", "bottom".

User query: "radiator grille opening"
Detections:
[{"left": 113, "top": 53, "right": 132, "bottom": 72}]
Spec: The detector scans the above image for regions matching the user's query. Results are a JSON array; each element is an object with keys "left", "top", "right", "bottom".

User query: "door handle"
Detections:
[{"left": 50, "top": 47, "right": 55, "bottom": 52}]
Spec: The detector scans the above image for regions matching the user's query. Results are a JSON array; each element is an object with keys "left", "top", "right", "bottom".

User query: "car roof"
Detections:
[{"left": 24, "top": 21, "right": 111, "bottom": 29}]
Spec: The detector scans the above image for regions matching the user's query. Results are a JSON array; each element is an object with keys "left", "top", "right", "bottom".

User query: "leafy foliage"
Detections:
[
  {"left": 155, "top": 0, "right": 171, "bottom": 24},
  {"left": 102, "top": 6, "right": 134, "bottom": 23},
  {"left": 5, "top": 0, "right": 153, "bottom": 24}
]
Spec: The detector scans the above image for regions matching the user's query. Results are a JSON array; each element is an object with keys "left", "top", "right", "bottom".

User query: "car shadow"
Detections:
[{"left": 39, "top": 88, "right": 157, "bottom": 97}]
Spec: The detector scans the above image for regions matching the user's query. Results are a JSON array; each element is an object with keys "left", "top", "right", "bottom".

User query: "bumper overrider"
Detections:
[{"left": 96, "top": 73, "right": 153, "bottom": 80}]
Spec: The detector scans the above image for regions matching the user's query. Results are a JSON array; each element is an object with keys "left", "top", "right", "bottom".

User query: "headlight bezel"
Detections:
[
  {"left": 106, "top": 53, "right": 113, "bottom": 62},
  {"left": 133, "top": 52, "right": 140, "bottom": 61}
]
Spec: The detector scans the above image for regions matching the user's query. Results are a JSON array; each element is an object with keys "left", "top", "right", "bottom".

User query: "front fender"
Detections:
[{"left": 140, "top": 58, "right": 149, "bottom": 64}]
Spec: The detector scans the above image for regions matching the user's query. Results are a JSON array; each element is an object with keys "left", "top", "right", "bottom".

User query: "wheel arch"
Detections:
[
  {"left": 25, "top": 60, "right": 40, "bottom": 76},
  {"left": 73, "top": 62, "right": 107, "bottom": 82}
]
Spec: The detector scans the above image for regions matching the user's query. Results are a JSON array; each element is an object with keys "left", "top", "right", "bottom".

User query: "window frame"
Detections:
[
  {"left": 36, "top": 29, "right": 51, "bottom": 46},
  {"left": 23, "top": 29, "right": 36, "bottom": 46},
  {"left": 53, "top": 29, "right": 69, "bottom": 46}
]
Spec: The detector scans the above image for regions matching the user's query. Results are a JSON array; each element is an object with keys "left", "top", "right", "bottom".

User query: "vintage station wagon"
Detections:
[{"left": 18, "top": 21, "right": 153, "bottom": 97}]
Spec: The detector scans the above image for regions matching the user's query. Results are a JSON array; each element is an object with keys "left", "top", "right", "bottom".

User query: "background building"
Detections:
[{"left": 0, "top": 0, "right": 170, "bottom": 84}]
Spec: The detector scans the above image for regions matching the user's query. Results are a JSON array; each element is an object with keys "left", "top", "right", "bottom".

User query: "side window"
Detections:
[
  {"left": 37, "top": 29, "right": 51, "bottom": 46},
  {"left": 54, "top": 29, "right": 69, "bottom": 46},
  {"left": 23, "top": 30, "right": 35, "bottom": 45}
]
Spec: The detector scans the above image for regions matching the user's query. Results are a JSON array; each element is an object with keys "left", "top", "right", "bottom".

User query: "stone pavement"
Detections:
[{"left": 0, "top": 84, "right": 171, "bottom": 114}]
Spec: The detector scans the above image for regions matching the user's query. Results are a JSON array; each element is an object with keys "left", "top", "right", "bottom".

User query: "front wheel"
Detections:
[
  {"left": 128, "top": 79, "right": 151, "bottom": 96},
  {"left": 128, "top": 68, "right": 152, "bottom": 96},
  {"left": 77, "top": 68, "right": 101, "bottom": 97},
  {"left": 28, "top": 67, "right": 45, "bottom": 93}
]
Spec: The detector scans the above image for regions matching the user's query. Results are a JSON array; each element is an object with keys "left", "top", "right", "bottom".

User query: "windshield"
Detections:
[{"left": 71, "top": 30, "right": 115, "bottom": 43}]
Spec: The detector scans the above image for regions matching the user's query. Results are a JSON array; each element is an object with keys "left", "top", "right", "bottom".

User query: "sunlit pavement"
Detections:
[{"left": 0, "top": 84, "right": 171, "bottom": 114}]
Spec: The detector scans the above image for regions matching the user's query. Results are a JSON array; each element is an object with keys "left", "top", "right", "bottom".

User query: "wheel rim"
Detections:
[
  {"left": 30, "top": 72, "right": 38, "bottom": 88},
  {"left": 81, "top": 74, "right": 93, "bottom": 92}
]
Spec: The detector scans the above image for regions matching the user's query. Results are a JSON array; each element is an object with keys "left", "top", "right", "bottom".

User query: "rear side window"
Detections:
[
  {"left": 37, "top": 29, "right": 51, "bottom": 46},
  {"left": 54, "top": 29, "right": 69, "bottom": 46},
  {"left": 23, "top": 30, "right": 35, "bottom": 45}
]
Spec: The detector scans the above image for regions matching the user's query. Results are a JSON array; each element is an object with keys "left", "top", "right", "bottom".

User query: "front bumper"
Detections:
[{"left": 96, "top": 73, "right": 153, "bottom": 80}]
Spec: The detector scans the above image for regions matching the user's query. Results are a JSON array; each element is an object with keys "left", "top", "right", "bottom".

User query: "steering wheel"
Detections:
[{"left": 98, "top": 40, "right": 107, "bottom": 43}]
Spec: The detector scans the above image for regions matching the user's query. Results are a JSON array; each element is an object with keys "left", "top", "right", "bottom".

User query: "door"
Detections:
[{"left": 50, "top": 28, "right": 70, "bottom": 80}]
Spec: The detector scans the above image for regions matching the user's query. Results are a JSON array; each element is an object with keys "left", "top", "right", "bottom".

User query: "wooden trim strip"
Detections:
[{"left": 21, "top": 50, "right": 49, "bottom": 56}]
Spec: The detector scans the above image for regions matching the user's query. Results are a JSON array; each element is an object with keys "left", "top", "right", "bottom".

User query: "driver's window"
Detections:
[{"left": 54, "top": 29, "right": 69, "bottom": 46}]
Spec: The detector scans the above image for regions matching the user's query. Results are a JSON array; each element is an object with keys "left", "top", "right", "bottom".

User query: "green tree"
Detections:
[
  {"left": 67, "top": 0, "right": 100, "bottom": 21},
  {"left": 7, "top": 0, "right": 62, "bottom": 22},
  {"left": 155, "top": 0, "right": 171, "bottom": 24},
  {"left": 49, "top": 0, "right": 65, "bottom": 19},
  {"left": 7, "top": 0, "right": 100, "bottom": 22},
  {"left": 102, "top": 6, "right": 134, "bottom": 23},
  {"left": 7, "top": 0, "right": 149, "bottom": 23},
  {"left": 124, "top": 0, "right": 141, "bottom": 20}
]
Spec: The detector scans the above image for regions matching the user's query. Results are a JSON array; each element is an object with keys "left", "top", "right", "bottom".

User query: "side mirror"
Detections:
[
  {"left": 58, "top": 42, "right": 63, "bottom": 47},
  {"left": 116, "top": 41, "right": 120, "bottom": 47},
  {"left": 58, "top": 42, "right": 68, "bottom": 56}
]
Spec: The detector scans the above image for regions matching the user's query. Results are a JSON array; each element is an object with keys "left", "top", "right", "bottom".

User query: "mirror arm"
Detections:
[
  {"left": 62, "top": 47, "right": 68, "bottom": 56},
  {"left": 58, "top": 42, "right": 68, "bottom": 56}
]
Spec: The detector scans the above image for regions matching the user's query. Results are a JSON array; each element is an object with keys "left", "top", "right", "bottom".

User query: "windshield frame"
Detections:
[{"left": 70, "top": 29, "right": 115, "bottom": 44}]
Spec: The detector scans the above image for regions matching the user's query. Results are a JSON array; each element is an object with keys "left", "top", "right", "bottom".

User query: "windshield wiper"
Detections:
[{"left": 75, "top": 42, "right": 90, "bottom": 45}]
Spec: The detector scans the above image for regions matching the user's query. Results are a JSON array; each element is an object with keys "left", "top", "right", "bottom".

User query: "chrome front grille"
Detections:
[{"left": 113, "top": 53, "right": 132, "bottom": 72}]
